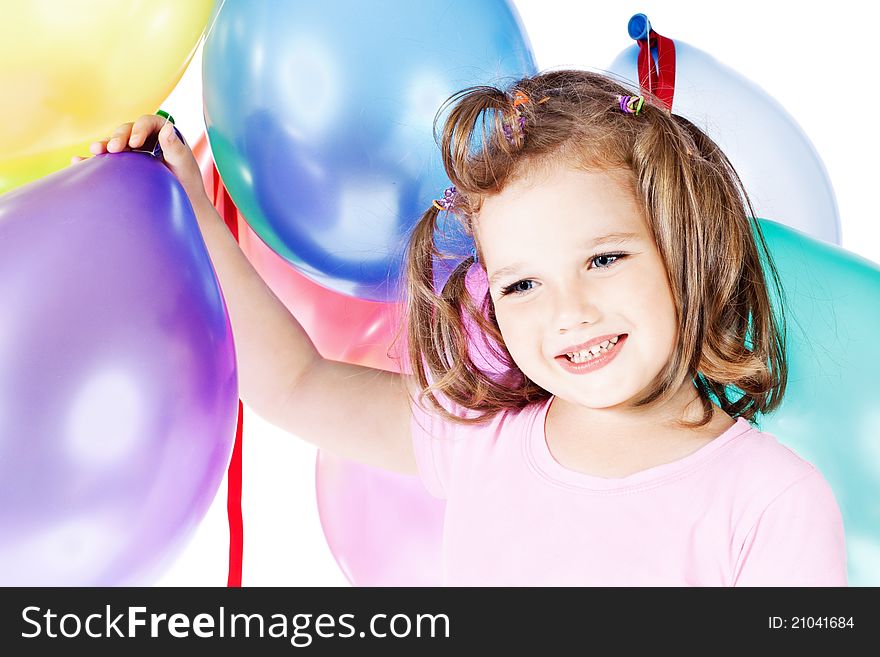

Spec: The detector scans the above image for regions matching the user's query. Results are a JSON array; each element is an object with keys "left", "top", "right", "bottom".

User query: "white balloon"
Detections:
[{"left": 607, "top": 40, "right": 841, "bottom": 245}]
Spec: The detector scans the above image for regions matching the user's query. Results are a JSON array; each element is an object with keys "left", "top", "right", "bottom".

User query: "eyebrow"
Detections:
[{"left": 487, "top": 231, "right": 641, "bottom": 287}]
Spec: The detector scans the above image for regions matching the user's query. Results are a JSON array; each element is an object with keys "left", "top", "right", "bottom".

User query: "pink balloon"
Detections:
[
  {"left": 195, "top": 136, "right": 447, "bottom": 585},
  {"left": 237, "top": 221, "right": 404, "bottom": 371},
  {"left": 315, "top": 451, "right": 446, "bottom": 586}
]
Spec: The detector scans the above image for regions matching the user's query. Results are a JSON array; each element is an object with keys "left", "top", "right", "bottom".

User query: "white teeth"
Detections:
[{"left": 564, "top": 335, "right": 622, "bottom": 364}]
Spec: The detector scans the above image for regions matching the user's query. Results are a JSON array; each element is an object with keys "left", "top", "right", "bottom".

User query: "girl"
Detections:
[{"left": 77, "top": 69, "right": 847, "bottom": 587}]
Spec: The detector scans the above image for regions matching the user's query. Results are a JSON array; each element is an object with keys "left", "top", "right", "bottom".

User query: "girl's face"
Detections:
[{"left": 478, "top": 165, "right": 679, "bottom": 410}]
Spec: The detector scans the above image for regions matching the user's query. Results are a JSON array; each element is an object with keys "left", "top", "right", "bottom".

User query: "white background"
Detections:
[{"left": 153, "top": 1, "right": 879, "bottom": 586}]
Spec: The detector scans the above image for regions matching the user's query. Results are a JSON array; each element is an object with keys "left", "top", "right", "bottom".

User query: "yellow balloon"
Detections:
[
  {"left": 0, "top": 0, "right": 213, "bottom": 163},
  {"left": 0, "top": 140, "right": 94, "bottom": 195}
]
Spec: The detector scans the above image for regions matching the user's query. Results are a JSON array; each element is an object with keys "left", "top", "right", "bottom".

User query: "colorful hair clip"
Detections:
[
  {"left": 432, "top": 185, "right": 459, "bottom": 212},
  {"left": 512, "top": 90, "right": 531, "bottom": 108},
  {"left": 617, "top": 95, "right": 645, "bottom": 115},
  {"left": 502, "top": 114, "right": 527, "bottom": 143},
  {"left": 512, "top": 91, "right": 551, "bottom": 108},
  {"left": 470, "top": 245, "right": 479, "bottom": 264},
  {"left": 503, "top": 91, "right": 550, "bottom": 144}
]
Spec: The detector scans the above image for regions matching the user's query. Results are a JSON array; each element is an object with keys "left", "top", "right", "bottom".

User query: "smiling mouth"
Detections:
[{"left": 558, "top": 334, "right": 625, "bottom": 363}]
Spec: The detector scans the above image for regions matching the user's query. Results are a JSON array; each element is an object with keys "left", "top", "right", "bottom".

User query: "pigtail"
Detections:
[
  {"left": 402, "top": 196, "right": 546, "bottom": 425},
  {"left": 434, "top": 86, "right": 510, "bottom": 192},
  {"left": 402, "top": 202, "right": 445, "bottom": 407}
]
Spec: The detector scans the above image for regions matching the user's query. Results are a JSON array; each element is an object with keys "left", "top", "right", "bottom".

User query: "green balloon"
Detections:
[{"left": 754, "top": 219, "right": 880, "bottom": 586}]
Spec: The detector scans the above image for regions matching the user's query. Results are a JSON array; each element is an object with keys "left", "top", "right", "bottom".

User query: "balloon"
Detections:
[
  {"left": 0, "top": 0, "right": 213, "bottom": 190},
  {"left": 193, "top": 135, "right": 404, "bottom": 372},
  {"left": 755, "top": 219, "right": 880, "bottom": 586},
  {"left": 315, "top": 452, "right": 446, "bottom": 586},
  {"left": 0, "top": 138, "right": 93, "bottom": 195},
  {"left": 203, "top": 0, "right": 537, "bottom": 302},
  {"left": 239, "top": 220, "right": 406, "bottom": 371},
  {"left": 607, "top": 26, "right": 841, "bottom": 246},
  {"left": 0, "top": 152, "right": 238, "bottom": 585}
]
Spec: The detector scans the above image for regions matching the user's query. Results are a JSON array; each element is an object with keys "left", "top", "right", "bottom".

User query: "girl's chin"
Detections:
[{"left": 552, "top": 387, "right": 633, "bottom": 410}]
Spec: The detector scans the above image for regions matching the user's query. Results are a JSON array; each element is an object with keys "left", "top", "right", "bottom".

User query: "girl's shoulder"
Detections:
[
  {"left": 725, "top": 420, "right": 817, "bottom": 477},
  {"left": 714, "top": 420, "right": 829, "bottom": 509},
  {"left": 409, "top": 391, "right": 546, "bottom": 500},
  {"left": 410, "top": 388, "right": 544, "bottom": 444}
]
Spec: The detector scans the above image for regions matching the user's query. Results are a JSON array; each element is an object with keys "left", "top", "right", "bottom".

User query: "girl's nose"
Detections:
[{"left": 551, "top": 284, "right": 600, "bottom": 333}]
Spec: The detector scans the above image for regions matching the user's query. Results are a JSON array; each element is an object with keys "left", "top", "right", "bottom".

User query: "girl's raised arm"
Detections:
[
  {"left": 187, "top": 192, "right": 418, "bottom": 475},
  {"left": 75, "top": 115, "right": 418, "bottom": 476}
]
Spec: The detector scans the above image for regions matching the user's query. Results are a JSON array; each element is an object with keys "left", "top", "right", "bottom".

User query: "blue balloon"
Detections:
[{"left": 203, "top": 0, "right": 537, "bottom": 301}]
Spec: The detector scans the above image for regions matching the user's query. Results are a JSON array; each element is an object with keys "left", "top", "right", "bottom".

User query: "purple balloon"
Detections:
[{"left": 0, "top": 153, "right": 238, "bottom": 585}]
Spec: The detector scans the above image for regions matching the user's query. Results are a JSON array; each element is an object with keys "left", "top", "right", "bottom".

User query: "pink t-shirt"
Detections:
[{"left": 410, "top": 393, "right": 848, "bottom": 586}]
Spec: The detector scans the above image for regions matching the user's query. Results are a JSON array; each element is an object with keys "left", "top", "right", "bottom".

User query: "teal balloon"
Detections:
[
  {"left": 203, "top": 0, "right": 537, "bottom": 302},
  {"left": 754, "top": 219, "right": 880, "bottom": 586}
]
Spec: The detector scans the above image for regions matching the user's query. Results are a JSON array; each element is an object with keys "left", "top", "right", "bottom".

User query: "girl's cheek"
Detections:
[
  {"left": 495, "top": 305, "right": 525, "bottom": 340},
  {"left": 510, "top": 306, "right": 543, "bottom": 349}
]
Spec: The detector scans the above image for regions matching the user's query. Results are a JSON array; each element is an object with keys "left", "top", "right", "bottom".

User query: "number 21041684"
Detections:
[{"left": 768, "top": 617, "right": 854, "bottom": 630}]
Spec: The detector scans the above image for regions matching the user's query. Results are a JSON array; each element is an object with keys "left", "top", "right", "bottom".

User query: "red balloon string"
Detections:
[
  {"left": 208, "top": 161, "right": 245, "bottom": 587},
  {"left": 637, "top": 29, "right": 676, "bottom": 110},
  {"left": 226, "top": 399, "right": 244, "bottom": 587},
  {"left": 222, "top": 184, "right": 239, "bottom": 242}
]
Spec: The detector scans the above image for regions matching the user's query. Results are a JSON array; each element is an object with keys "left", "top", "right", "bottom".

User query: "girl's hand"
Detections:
[{"left": 71, "top": 114, "right": 208, "bottom": 206}]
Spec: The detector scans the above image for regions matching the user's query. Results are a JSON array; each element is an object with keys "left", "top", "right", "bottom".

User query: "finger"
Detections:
[
  {"left": 106, "top": 137, "right": 124, "bottom": 152},
  {"left": 160, "top": 120, "right": 177, "bottom": 144},
  {"left": 130, "top": 114, "right": 170, "bottom": 148},
  {"left": 159, "top": 121, "right": 188, "bottom": 159},
  {"left": 107, "top": 123, "right": 134, "bottom": 152},
  {"left": 70, "top": 155, "right": 86, "bottom": 165},
  {"left": 90, "top": 139, "right": 109, "bottom": 155}
]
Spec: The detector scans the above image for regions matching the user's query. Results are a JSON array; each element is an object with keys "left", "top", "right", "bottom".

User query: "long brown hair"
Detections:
[{"left": 398, "top": 69, "right": 787, "bottom": 429}]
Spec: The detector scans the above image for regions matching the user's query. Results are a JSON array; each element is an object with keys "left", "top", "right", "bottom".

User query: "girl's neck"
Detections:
[
  {"left": 550, "top": 379, "right": 730, "bottom": 443},
  {"left": 544, "top": 381, "right": 738, "bottom": 480}
]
